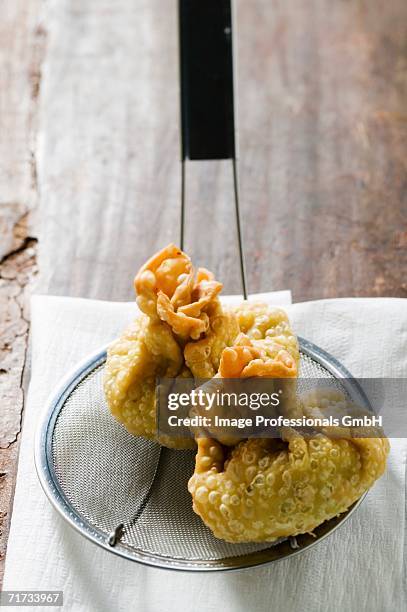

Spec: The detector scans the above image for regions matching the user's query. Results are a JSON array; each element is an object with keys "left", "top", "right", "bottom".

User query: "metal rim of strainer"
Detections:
[{"left": 34, "top": 337, "right": 370, "bottom": 572}]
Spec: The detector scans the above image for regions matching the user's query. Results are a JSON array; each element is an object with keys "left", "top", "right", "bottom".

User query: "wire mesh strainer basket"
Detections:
[{"left": 35, "top": 338, "right": 369, "bottom": 571}]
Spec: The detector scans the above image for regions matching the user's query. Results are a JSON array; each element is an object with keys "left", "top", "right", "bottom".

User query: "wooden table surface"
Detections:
[{"left": 0, "top": 0, "right": 406, "bottom": 586}]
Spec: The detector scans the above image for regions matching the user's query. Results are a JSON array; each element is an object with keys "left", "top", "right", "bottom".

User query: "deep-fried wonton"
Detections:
[
  {"left": 188, "top": 339, "right": 389, "bottom": 543},
  {"left": 105, "top": 245, "right": 239, "bottom": 447},
  {"left": 188, "top": 430, "right": 389, "bottom": 543}
]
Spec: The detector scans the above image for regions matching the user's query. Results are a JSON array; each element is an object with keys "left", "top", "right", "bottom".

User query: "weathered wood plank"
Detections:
[
  {"left": 0, "top": 0, "right": 44, "bottom": 587},
  {"left": 37, "top": 0, "right": 406, "bottom": 302},
  {"left": 235, "top": 0, "right": 407, "bottom": 299},
  {"left": 36, "top": 0, "right": 182, "bottom": 299}
]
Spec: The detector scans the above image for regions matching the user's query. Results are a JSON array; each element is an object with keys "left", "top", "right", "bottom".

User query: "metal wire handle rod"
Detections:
[
  {"left": 232, "top": 158, "right": 248, "bottom": 300},
  {"left": 180, "top": 158, "right": 248, "bottom": 300}
]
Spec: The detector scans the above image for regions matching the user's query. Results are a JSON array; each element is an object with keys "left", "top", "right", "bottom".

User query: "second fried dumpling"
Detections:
[{"left": 188, "top": 429, "right": 389, "bottom": 543}]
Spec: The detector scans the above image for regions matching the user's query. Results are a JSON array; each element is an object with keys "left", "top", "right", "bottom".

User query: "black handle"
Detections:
[{"left": 179, "top": 0, "right": 236, "bottom": 161}]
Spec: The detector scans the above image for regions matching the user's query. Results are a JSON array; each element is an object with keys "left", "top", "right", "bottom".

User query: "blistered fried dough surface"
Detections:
[
  {"left": 189, "top": 338, "right": 389, "bottom": 543},
  {"left": 234, "top": 302, "right": 300, "bottom": 368},
  {"left": 184, "top": 308, "right": 240, "bottom": 377},
  {"left": 188, "top": 429, "right": 389, "bottom": 543},
  {"left": 135, "top": 244, "right": 223, "bottom": 341},
  {"left": 218, "top": 332, "right": 297, "bottom": 379},
  {"left": 104, "top": 314, "right": 195, "bottom": 449},
  {"left": 184, "top": 302, "right": 299, "bottom": 379}
]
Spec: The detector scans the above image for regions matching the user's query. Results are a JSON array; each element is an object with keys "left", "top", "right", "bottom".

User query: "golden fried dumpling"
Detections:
[
  {"left": 105, "top": 244, "right": 239, "bottom": 447},
  {"left": 135, "top": 244, "right": 222, "bottom": 341},
  {"left": 104, "top": 314, "right": 195, "bottom": 449},
  {"left": 188, "top": 338, "right": 389, "bottom": 543},
  {"left": 188, "top": 429, "right": 389, "bottom": 543}
]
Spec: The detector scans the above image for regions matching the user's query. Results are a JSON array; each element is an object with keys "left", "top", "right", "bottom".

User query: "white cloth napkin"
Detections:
[{"left": 3, "top": 294, "right": 406, "bottom": 612}]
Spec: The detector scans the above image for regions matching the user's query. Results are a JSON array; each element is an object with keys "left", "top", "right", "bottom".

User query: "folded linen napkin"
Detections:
[{"left": 3, "top": 294, "right": 406, "bottom": 612}]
